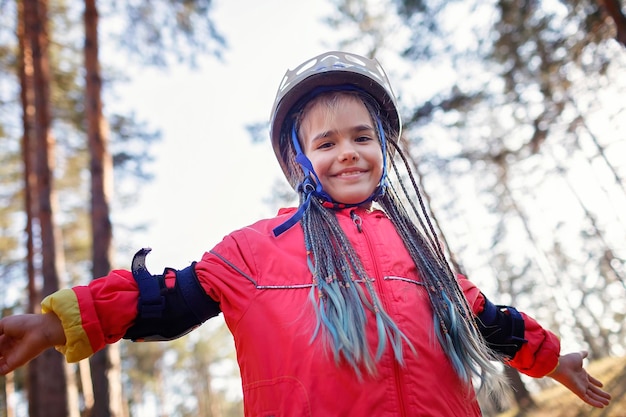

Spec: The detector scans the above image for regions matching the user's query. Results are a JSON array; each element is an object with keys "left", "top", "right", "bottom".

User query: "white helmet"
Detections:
[{"left": 270, "top": 51, "right": 401, "bottom": 187}]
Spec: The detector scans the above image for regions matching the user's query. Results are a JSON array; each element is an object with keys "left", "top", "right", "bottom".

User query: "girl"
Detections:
[{"left": 0, "top": 51, "right": 611, "bottom": 416}]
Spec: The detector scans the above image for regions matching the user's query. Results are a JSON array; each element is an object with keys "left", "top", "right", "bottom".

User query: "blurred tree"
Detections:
[
  {"left": 324, "top": 0, "right": 626, "bottom": 413},
  {"left": 105, "top": 0, "right": 226, "bottom": 67},
  {"left": 598, "top": 0, "right": 626, "bottom": 46},
  {"left": 20, "top": 1, "right": 69, "bottom": 417},
  {"left": 1, "top": 0, "right": 227, "bottom": 415},
  {"left": 82, "top": 1, "right": 125, "bottom": 416},
  {"left": 122, "top": 322, "right": 243, "bottom": 417}
]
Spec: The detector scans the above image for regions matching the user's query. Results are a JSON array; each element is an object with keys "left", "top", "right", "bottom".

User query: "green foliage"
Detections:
[
  {"left": 109, "top": 112, "right": 161, "bottom": 181},
  {"left": 103, "top": 0, "right": 227, "bottom": 67},
  {"left": 0, "top": 144, "right": 24, "bottom": 297}
]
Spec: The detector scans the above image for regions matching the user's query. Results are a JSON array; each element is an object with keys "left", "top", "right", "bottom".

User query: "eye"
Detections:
[
  {"left": 355, "top": 135, "right": 373, "bottom": 143},
  {"left": 317, "top": 141, "right": 334, "bottom": 149}
]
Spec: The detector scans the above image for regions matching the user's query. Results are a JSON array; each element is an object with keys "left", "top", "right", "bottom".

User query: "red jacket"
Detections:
[{"left": 43, "top": 207, "right": 560, "bottom": 417}]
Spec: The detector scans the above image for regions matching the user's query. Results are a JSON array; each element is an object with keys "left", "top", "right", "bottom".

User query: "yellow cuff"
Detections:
[{"left": 41, "top": 289, "right": 94, "bottom": 362}]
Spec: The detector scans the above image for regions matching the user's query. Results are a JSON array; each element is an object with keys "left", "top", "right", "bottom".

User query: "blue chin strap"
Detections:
[{"left": 272, "top": 117, "right": 389, "bottom": 237}]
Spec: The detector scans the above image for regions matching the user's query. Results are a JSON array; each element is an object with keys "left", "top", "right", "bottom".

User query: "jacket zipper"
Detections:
[
  {"left": 350, "top": 209, "right": 363, "bottom": 233},
  {"left": 349, "top": 209, "right": 408, "bottom": 417}
]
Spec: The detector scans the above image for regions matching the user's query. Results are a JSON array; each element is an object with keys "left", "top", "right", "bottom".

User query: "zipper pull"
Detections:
[{"left": 350, "top": 210, "right": 363, "bottom": 233}]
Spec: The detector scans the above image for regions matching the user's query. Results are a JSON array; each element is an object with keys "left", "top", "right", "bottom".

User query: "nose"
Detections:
[{"left": 338, "top": 142, "right": 359, "bottom": 162}]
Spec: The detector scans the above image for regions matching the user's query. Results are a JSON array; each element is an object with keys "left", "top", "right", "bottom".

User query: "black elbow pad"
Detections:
[
  {"left": 475, "top": 296, "right": 527, "bottom": 359},
  {"left": 123, "top": 248, "right": 221, "bottom": 342}
]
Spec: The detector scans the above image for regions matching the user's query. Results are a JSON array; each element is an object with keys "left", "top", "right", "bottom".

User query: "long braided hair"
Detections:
[{"left": 282, "top": 89, "right": 503, "bottom": 392}]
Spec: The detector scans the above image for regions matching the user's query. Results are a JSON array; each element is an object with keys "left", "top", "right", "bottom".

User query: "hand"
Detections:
[
  {"left": 0, "top": 313, "right": 66, "bottom": 375},
  {"left": 548, "top": 351, "right": 611, "bottom": 408}
]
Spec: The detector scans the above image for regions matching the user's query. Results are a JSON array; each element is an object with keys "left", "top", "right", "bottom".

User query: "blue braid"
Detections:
[
  {"left": 379, "top": 143, "right": 504, "bottom": 392},
  {"left": 302, "top": 197, "right": 413, "bottom": 377}
]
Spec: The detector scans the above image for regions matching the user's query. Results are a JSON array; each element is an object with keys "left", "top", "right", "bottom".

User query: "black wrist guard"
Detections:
[
  {"left": 123, "top": 248, "right": 221, "bottom": 342},
  {"left": 476, "top": 296, "right": 527, "bottom": 359}
]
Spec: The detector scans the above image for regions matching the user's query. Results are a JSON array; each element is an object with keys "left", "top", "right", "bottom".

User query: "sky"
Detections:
[{"left": 111, "top": 0, "right": 339, "bottom": 271}]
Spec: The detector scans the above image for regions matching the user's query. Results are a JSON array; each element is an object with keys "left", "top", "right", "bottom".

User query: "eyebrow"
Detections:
[{"left": 309, "top": 124, "right": 375, "bottom": 143}]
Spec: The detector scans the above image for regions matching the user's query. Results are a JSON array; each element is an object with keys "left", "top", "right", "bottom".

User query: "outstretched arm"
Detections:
[
  {"left": 548, "top": 351, "right": 611, "bottom": 408},
  {"left": 0, "top": 313, "right": 66, "bottom": 375}
]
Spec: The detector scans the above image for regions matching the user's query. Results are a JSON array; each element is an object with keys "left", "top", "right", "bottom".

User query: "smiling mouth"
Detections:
[{"left": 335, "top": 170, "right": 365, "bottom": 177}]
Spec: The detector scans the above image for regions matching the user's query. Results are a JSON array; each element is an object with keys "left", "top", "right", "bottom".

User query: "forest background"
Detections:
[{"left": 0, "top": 0, "right": 625, "bottom": 416}]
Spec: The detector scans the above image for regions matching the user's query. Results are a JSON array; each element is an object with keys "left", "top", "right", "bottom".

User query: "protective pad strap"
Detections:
[
  {"left": 123, "top": 249, "right": 221, "bottom": 342},
  {"left": 476, "top": 296, "right": 527, "bottom": 358},
  {"left": 132, "top": 248, "right": 165, "bottom": 319}
]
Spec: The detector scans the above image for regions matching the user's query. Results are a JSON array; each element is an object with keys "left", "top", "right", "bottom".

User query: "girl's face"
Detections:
[{"left": 300, "top": 95, "right": 383, "bottom": 205}]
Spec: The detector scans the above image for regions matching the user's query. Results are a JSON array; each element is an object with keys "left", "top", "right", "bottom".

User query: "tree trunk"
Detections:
[
  {"left": 17, "top": 0, "right": 38, "bottom": 311},
  {"left": 79, "top": 359, "right": 95, "bottom": 412},
  {"left": 18, "top": 4, "right": 42, "bottom": 413},
  {"left": 598, "top": 0, "right": 626, "bottom": 47},
  {"left": 22, "top": 0, "right": 69, "bottom": 416},
  {"left": 83, "top": 1, "right": 125, "bottom": 416},
  {"left": 3, "top": 370, "right": 16, "bottom": 417}
]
